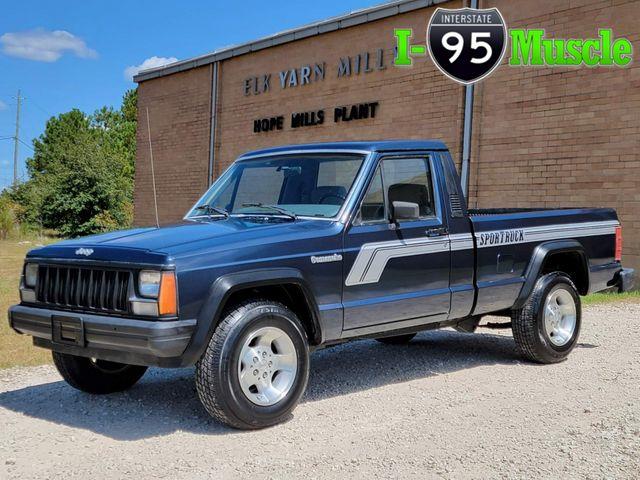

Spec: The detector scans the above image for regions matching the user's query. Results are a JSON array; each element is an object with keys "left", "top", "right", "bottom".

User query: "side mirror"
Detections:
[{"left": 391, "top": 201, "right": 420, "bottom": 222}]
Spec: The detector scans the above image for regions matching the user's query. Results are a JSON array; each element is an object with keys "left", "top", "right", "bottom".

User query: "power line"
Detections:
[
  {"left": 17, "top": 137, "right": 34, "bottom": 152},
  {"left": 25, "top": 97, "right": 52, "bottom": 117},
  {"left": 0, "top": 136, "right": 35, "bottom": 152}
]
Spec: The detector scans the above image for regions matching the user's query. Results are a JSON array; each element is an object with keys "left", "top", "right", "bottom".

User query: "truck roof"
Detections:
[{"left": 238, "top": 140, "right": 448, "bottom": 159}]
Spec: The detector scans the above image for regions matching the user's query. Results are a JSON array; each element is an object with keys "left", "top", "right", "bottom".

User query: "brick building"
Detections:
[{"left": 134, "top": 0, "right": 640, "bottom": 271}]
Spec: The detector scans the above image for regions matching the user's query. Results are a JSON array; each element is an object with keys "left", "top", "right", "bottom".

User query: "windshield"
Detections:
[{"left": 187, "top": 153, "right": 365, "bottom": 219}]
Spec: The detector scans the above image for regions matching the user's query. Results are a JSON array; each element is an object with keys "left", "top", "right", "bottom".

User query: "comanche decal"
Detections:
[{"left": 311, "top": 254, "right": 343, "bottom": 264}]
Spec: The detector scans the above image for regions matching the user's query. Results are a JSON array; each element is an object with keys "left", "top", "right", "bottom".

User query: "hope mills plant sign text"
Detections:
[{"left": 253, "top": 102, "right": 379, "bottom": 133}]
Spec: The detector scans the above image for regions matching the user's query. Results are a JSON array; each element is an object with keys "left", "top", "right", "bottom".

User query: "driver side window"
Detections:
[{"left": 382, "top": 157, "right": 434, "bottom": 218}]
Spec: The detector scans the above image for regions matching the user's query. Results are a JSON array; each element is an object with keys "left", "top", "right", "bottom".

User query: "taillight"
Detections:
[{"left": 615, "top": 226, "right": 622, "bottom": 262}]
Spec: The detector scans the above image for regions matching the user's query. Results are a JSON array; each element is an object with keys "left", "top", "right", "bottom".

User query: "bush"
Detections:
[
  {"left": 0, "top": 195, "right": 48, "bottom": 240},
  {"left": 0, "top": 198, "right": 15, "bottom": 239}
]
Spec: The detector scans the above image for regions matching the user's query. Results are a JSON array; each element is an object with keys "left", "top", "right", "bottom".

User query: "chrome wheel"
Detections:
[
  {"left": 237, "top": 326, "right": 298, "bottom": 406},
  {"left": 543, "top": 288, "right": 577, "bottom": 346}
]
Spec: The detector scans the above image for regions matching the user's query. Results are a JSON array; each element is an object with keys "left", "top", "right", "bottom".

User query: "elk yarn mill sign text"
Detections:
[{"left": 243, "top": 47, "right": 389, "bottom": 96}]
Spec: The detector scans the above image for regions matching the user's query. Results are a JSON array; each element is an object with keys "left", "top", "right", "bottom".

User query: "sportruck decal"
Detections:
[
  {"left": 345, "top": 220, "right": 619, "bottom": 286},
  {"left": 475, "top": 220, "right": 619, "bottom": 248},
  {"left": 477, "top": 229, "right": 524, "bottom": 247}
]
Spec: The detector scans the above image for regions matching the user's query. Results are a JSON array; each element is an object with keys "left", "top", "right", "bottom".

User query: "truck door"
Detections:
[{"left": 342, "top": 154, "right": 451, "bottom": 335}]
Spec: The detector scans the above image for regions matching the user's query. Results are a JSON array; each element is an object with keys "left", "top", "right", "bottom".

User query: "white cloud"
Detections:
[
  {"left": 0, "top": 28, "right": 97, "bottom": 62},
  {"left": 0, "top": 100, "right": 6, "bottom": 111},
  {"left": 124, "top": 56, "right": 178, "bottom": 81}
]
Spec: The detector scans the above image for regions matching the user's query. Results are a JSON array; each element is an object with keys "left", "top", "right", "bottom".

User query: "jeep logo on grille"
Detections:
[{"left": 75, "top": 248, "right": 94, "bottom": 257}]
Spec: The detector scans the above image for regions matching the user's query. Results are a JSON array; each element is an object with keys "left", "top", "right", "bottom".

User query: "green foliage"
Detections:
[
  {"left": 582, "top": 290, "right": 639, "bottom": 304},
  {"left": 0, "top": 194, "right": 44, "bottom": 240},
  {"left": 7, "top": 89, "right": 137, "bottom": 238},
  {"left": 0, "top": 196, "right": 15, "bottom": 239}
]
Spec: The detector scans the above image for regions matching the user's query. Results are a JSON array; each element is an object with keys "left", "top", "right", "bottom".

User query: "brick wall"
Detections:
[
  {"left": 135, "top": 0, "right": 640, "bottom": 271},
  {"left": 135, "top": 66, "right": 212, "bottom": 226}
]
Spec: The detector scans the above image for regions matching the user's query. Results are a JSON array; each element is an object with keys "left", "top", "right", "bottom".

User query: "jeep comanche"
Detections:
[{"left": 8, "top": 140, "right": 635, "bottom": 429}]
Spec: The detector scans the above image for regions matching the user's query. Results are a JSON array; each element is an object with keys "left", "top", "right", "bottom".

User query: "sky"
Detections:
[{"left": 0, "top": 0, "right": 379, "bottom": 190}]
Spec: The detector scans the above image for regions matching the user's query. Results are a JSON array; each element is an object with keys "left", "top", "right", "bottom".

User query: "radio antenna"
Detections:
[{"left": 145, "top": 107, "right": 160, "bottom": 228}]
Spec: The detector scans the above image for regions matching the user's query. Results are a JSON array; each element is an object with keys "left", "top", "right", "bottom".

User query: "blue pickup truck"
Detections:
[{"left": 9, "top": 140, "right": 634, "bottom": 429}]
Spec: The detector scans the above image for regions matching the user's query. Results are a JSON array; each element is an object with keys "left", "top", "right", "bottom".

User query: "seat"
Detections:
[
  {"left": 388, "top": 183, "right": 432, "bottom": 216},
  {"left": 310, "top": 186, "right": 347, "bottom": 205}
]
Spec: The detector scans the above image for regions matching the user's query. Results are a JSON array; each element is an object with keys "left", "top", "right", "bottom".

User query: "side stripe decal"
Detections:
[
  {"left": 475, "top": 220, "right": 619, "bottom": 248},
  {"left": 345, "top": 236, "right": 450, "bottom": 286},
  {"left": 345, "top": 220, "right": 618, "bottom": 287}
]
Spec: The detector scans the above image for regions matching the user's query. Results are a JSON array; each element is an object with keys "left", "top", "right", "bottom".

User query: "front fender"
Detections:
[{"left": 178, "top": 267, "right": 321, "bottom": 366}]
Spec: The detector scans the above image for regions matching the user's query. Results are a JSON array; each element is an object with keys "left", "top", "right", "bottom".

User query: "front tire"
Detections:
[
  {"left": 511, "top": 272, "right": 581, "bottom": 364},
  {"left": 52, "top": 352, "right": 147, "bottom": 394},
  {"left": 196, "top": 300, "right": 310, "bottom": 430}
]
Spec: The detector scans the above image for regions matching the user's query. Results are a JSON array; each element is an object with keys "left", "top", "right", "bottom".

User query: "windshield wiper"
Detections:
[
  {"left": 193, "top": 204, "right": 229, "bottom": 218},
  {"left": 240, "top": 203, "right": 297, "bottom": 220}
]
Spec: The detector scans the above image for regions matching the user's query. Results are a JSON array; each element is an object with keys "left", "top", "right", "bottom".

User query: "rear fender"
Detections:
[{"left": 513, "top": 240, "right": 589, "bottom": 309}]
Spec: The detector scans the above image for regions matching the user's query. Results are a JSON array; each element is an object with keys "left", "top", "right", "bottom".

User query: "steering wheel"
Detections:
[{"left": 318, "top": 192, "right": 346, "bottom": 205}]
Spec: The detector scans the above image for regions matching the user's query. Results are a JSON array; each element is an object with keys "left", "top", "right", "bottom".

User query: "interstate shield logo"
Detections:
[{"left": 427, "top": 7, "right": 507, "bottom": 85}]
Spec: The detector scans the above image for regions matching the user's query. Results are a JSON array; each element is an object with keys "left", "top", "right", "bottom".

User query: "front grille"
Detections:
[{"left": 35, "top": 265, "right": 131, "bottom": 314}]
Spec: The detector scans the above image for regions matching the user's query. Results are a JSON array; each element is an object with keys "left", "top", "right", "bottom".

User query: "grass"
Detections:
[
  {"left": 0, "top": 237, "right": 56, "bottom": 369},
  {"left": 0, "top": 236, "right": 638, "bottom": 369},
  {"left": 582, "top": 290, "right": 640, "bottom": 305}
]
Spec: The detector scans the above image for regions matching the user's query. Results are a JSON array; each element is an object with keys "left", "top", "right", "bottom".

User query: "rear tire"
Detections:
[
  {"left": 511, "top": 272, "right": 581, "bottom": 364},
  {"left": 375, "top": 333, "right": 416, "bottom": 345},
  {"left": 52, "top": 352, "right": 147, "bottom": 394},
  {"left": 195, "top": 300, "right": 310, "bottom": 430}
]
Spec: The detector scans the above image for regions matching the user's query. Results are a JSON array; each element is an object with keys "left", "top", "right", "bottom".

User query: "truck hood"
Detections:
[{"left": 26, "top": 218, "right": 340, "bottom": 265}]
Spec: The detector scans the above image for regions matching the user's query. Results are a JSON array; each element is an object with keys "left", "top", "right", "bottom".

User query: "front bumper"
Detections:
[
  {"left": 616, "top": 268, "right": 635, "bottom": 293},
  {"left": 8, "top": 304, "right": 196, "bottom": 367}
]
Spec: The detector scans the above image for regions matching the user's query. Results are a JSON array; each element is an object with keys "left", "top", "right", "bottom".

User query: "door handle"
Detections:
[{"left": 426, "top": 227, "right": 448, "bottom": 237}]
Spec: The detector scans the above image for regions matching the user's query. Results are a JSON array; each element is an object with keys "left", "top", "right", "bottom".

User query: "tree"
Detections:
[{"left": 9, "top": 89, "right": 137, "bottom": 237}]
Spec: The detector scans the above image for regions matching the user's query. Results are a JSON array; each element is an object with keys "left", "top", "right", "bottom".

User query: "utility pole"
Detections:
[{"left": 12, "top": 89, "right": 22, "bottom": 186}]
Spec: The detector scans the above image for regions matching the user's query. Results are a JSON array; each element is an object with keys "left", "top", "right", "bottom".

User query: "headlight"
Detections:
[
  {"left": 138, "top": 270, "right": 161, "bottom": 298},
  {"left": 24, "top": 263, "right": 38, "bottom": 288},
  {"left": 132, "top": 271, "right": 177, "bottom": 317}
]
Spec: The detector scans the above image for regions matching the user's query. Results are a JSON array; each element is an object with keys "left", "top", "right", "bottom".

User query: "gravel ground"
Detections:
[{"left": 1, "top": 303, "right": 639, "bottom": 479}]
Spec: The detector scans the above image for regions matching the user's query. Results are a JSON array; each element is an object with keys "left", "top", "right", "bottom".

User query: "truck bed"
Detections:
[
  {"left": 468, "top": 207, "right": 558, "bottom": 216},
  {"left": 467, "top": 207, "right": 620, "bottom": 316}
]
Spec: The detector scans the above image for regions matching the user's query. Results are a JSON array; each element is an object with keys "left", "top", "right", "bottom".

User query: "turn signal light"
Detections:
[
  {"left": 158, "top": 271, "right": 178, "bottom": 316},
  {"left": 615, "top": 226, "right": 622, "bottom": 262}
]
